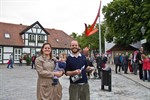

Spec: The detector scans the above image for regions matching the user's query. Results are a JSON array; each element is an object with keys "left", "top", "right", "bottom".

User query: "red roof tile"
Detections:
[
  {"left": 0, "top": 22, "right": 26, "bottom": 46},
  {"left": 46, "top": 29, "right": 74, "bottom": 48},
  {"left": 0, "top": 21, "right": 74, "bottom": 48}
]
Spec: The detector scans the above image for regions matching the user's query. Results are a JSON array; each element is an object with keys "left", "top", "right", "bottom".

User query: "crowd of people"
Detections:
[{"left": 114, "top": 47, "right": 150, "bottom": 82}]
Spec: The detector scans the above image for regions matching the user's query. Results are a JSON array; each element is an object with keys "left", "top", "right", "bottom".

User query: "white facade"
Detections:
[{"left": 0, "top": 22, "right": 71, "bottom": 64}]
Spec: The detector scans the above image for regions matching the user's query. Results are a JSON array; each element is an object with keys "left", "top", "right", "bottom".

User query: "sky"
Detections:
[{"left": 0, "top": 0, "right": 113, "bottom": 35}]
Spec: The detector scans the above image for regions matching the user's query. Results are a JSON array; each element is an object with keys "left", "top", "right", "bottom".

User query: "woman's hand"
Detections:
[{"left": 54, "top": 71, "right": 64, "bottom": 77}]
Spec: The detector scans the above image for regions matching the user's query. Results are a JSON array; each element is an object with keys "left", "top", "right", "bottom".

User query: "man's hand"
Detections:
[
  {"left": 66, "top": 69, "right": 81, "bottom": 76},
  {"left": 74, "top": 69, "right": 81, "bottom": 75}
]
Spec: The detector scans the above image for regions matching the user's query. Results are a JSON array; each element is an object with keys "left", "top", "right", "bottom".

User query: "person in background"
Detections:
[
  {"left": 19, "top": 56, "right": 22, "bottom": 66},
  {"left": 35, "top": 43, "right": 64, "bottom": 100},
  {"left": 65, "top": 40, "right": 93, "bottom": 100},
  {"left": 132, "top": 50, "right": 139, "bottom": 75},
  {"left": 31, "top": 54, "right": 36, "bottom": 69},
  {"left": 52, "top": 52, "right": 67, "bottom": 85},
  {"left": 128, "top": 53, "right": 133, "bottom": 72},
  {"left": 7, "top": 59, "right": 10, "bottom": 68},
  {"left": 82, "top": 47, "right": 94, "bottom": 79},
  {"left": 86, "top": 55, "right": 94, "bottom": 79},
  {"left": 141, "top": 54, "right": 150, "bottom": 81},
  {"left": 119, "top": 53, "right": 124, "bottom": 71},
  {"left": 114, "top": 53, "right": 121, "bottom": 74},
  {"left": 90, "top": 53, "right": 95, "bottom": 64},
  {"left": 96, "top": 53, "right": 103, "bottom": 79},
  {"left": 148, "top": 54, "right": 150, "bottom": 82},
  {"left": 7, "top": 54, "right": 13, "bottom": 69},
  {"left": 123, "top": 52, "right": 129, "bottom": 74},
  {"left": 102, "top": 54, "right": 108, "bottom": 68},
  {"left": 137, "top": 47, "right": 145, "bottom": 79}
]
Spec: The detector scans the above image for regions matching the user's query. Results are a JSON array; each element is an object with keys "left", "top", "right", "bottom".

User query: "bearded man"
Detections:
[{"left": 65, "top": 40, "right": 92, "bottom": 100}]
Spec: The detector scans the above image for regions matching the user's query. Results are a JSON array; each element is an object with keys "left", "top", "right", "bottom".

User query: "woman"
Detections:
[
  {"left": 141, "top": 54, "right": 149, "bottom": 81},
  {"left": 35, "top": 43, "right": 64, "bottom": 100}
]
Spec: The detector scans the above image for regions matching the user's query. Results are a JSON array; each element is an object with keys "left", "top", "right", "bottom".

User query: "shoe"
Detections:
[
  {"left": 52, "top": 79, "right": 58, "bottom": 85},
  {"left": 52, "top": 82, "right": 57, "bottom": 85},
  {"left": 142, "top": 78, "right": 145, "bottom": 81}
]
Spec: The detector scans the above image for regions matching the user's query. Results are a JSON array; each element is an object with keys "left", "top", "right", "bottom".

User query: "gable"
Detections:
[
  {"left": 108, "top": 44, "right": 138, "bottom": 51},
  {"left": 20, "top": 21, "right": 49, "bottom": 35}
]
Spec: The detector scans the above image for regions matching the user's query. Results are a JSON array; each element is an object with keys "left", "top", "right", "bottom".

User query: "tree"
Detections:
[
  {"left": 102, "top": 0, "right": 150, "bottom": 45},
  {"left": 71, "top": 23, "right": 106, "bottom": 53},
  {"left": 70, "top": 32, "right": 78, "bottom": 39}
]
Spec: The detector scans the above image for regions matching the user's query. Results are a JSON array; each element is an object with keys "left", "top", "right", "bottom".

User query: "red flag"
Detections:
[{"left": 85, "top": 0, "right": 102, "bottom": 36}]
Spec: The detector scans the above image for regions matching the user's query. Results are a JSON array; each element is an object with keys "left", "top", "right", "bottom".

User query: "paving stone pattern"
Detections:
[{"left": 0, "top": 64, "right": 150, "bottom": 100}]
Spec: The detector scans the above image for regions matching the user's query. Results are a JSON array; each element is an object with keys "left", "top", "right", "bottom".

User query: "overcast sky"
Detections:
[{"left": 0, "top": 0, "right": 112, "bottom": 35}]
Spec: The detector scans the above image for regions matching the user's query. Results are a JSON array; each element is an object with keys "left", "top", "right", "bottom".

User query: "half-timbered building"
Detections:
[{"left": 0, "top": 21, "right": 74, "bottom": 64}]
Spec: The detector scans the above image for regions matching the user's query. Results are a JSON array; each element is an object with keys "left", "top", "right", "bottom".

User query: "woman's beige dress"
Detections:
[{"left": 35, "top": 56, "right": 62, "bottom": 100}]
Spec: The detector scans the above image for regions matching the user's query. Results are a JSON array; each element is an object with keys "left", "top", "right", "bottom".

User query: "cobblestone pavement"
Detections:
[{"left": 0, "top": 64, "right": 150, "bottom": 100}]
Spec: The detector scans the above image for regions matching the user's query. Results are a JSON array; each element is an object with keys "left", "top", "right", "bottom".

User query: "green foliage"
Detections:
[
  {"left": 70, "top": 23, "right": 106, "bottom": 53},
  {"left": 70, "top": 32, "right": 78, "bottom": 39},
  {"left": 102, "top": 0, "right": 150, "bottom": 45},
  {"left": 25, "top": 54, "right": 31, "bottom": 66}
]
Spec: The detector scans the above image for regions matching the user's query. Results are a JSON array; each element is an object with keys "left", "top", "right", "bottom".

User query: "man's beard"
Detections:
[{"left": 71, "top": 48, "right": 80, "bottom": 54}]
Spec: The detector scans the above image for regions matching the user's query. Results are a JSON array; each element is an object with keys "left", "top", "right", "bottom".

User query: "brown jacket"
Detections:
[{"left": 35, "top": 56, "right": 62, "bottom": 100}]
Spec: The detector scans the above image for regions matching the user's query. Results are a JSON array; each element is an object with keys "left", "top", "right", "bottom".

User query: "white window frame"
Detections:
[
  {"left": 4, "top": 33, "right": 10, "bottom": 38},
  {"left": 14, "top": 48, "right": 21, "bottom": 60},
  {"left": 52, "top": 50, "right": 56, "bottom": 55},
  {"left": 29, "top": 34, "right": 35, "bottom": 41},
  {"left": 0, "top": 48, "right": 2, "bottom": 60},
  {"left": 38, "top": 35, "right": 45, "bottom": 41},
  {"left": 59, "top": 50, "right": 65, "bottom": 54}
]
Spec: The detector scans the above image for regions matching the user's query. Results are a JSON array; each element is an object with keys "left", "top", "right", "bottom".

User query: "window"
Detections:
[
  {"left": 31, "top": 48, "right": 35, "bottom": 57},
  {"left": 14, "top": 48, "right": 21, "bottom": 60},
  {"left": 52, "top": 50, "right": 56, "bottom": 55},
  {"left": 38, "top": 35, "right": 45, "bottom": 42},
  {"left": 29, "top": 34, "right": 35, "bottom": 42},
  {"left": 59, "top": 50, "right": 65, "bottom": 54},
  {"left": 4, "top": 33, "right": 10, "bottom": 38},
  {"left": 56, "top": 39, "right": 59, "bottom": 42},
  {"left": 0, "top": 48, "right": 2, "bottom": 60}
]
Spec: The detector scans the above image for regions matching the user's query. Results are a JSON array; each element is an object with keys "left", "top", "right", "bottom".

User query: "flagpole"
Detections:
[{"left": 99, "top": 0, "right": 102, "bottom": 55}]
